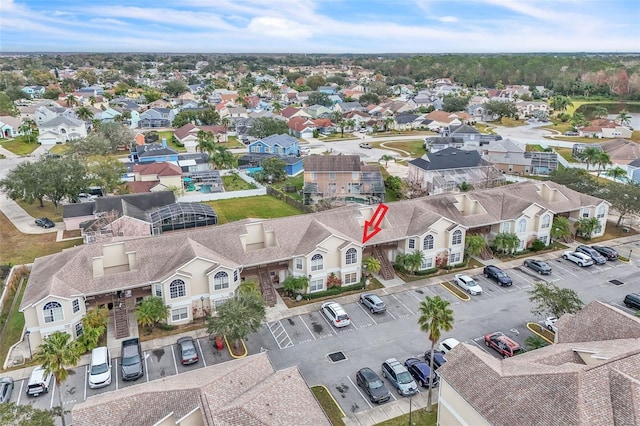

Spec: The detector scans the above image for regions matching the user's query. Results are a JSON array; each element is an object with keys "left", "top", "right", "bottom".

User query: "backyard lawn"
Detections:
[
  {"left": 156, "top": 131, "right": 186, "bottom": 152},
  {"left": 0, "top": 137, "right": 39, "bottom": 156},
  {"left": 206, "top": 195, "right": 304, "bottom": 224},
  {"left": 16, "top": 199, "right": 64, "bottom": 221},
  {"left": 379, "top": 139, "right": 426, "bottom": 157}
]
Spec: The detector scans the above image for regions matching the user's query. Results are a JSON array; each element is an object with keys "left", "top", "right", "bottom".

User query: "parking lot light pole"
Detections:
[
  {"left": 200, "top": 296, "right": 205, "bottom": 325},
  {"left": 629, "top": 249, "right": 633, "bottom": 261},
  {"left": 408, "top": 393, "right": 413, "bottom": 425},
  {"left": 25, "top": 330, "right": 32, "bottom": 359}
]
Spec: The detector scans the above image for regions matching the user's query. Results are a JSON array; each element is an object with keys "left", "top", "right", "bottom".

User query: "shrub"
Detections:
[
  {"left": 415, "top": 267, "right": 439, "bottom": 276},
  {"left": 530, "top": 239, "right": 546, "bottom": 251},
  {"left": 304, "top": 282, "right": 365, "bottom": 300}
]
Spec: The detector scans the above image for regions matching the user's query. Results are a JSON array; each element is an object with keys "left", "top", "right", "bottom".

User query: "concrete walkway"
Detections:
[{"left": 0, "top": 195, "right": 60, "bottom": 234}]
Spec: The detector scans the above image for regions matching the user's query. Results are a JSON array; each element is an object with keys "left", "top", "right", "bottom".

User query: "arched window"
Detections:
[
  {"left": 214, "top": 271, "right": 229, "bottom": 290},
  {"left": 541, "top": 214, "right": 550, "bottom": 229},
  {"left": 452, "top": 230, "right": 462, "bottom": 245},
  {"left": 345, "top": 248, "right": 357, "bottom": 265},
  {"left": 311, "top": 254, "right": 323, "bottom": 271},
  {"left": 169, "top": 279, "right": 186, "bottom": 299},
  {"left": 423, "top": 235, "right": 434, "bottom": 250},
  {"left": 43, "top": 301, "right": 63, "bottom": 323},
  {"left": 517, "top": 219, "right": 527, "bottom": 233}
]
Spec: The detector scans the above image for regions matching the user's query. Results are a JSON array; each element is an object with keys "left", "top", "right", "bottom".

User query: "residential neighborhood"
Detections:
[{"left": 1, "top": 48, "right": 640, "bottom": 426}]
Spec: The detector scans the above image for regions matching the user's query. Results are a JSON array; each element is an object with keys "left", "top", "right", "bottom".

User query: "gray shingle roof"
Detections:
[
  {"left": 39, "top": 116, "right": 84, "bottom": 127},
  {"left": 257, "top": 134, "right": 299, "bottom": 148},
  {"left": 421, "top": 147, "right": 487, "bottom": 170},
  {"left": 303, "top": 155, "right": 361, "bottom": 172}
]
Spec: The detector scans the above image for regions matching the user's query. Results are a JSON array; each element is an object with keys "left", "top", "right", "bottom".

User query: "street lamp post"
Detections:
[
  {"left": 200, "top": 296, "right": 205, "bottom": 325},
  {"left": 25, "top": 330, "right": 32, "bottom": 359},
  {"left": 408, "top": 393, "right": 413, "bottom": 426},
  {"left": 629, "top": 249, "right": 633, "bottom": 261}
]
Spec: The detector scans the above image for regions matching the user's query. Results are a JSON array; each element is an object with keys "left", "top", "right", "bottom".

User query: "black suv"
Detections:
[
  {"left": 356, "top": 367, "right": 391, "bottom": 404},
  {"left": 483, "top": 265, "right": 513, "bottom": 286},
  {"left": 575, "top": 245, "right": 606, "bottom": 264},
  {"left": 591, "top": 245, "right": 618, "bottom": 261},
  {"left": 624, "top": 293, "right": 640, "bottom": 310}
]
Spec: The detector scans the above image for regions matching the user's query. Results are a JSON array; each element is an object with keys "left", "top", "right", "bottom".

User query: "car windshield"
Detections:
[
  {"left": 397, "top": 371, "right": 413, "bottom": 384},
  {"left": 122, "top": 354, "right": 141, "bottom": 366},
  {"left": 91, "top": 363, "right": 109, "bottom": 375},
  {"left": 369, "top": 379, "right": 384, "bottom": 389}
]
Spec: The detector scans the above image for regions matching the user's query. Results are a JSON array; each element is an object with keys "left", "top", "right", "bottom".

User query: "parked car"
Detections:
[
  {"left": 0, "top": 377, "right": 13, "bottom": 403},
  {"left": 545, "top": 316, "right": 558, "bottom": 333},
  {"left": 322, "top": 302, "right": 351, "bottom": 328},
  {"left": 88, "top": 346, "right": 112, "bottom": 389},
  {"left": 177, "top": 337, "right": 199, "bottom": 365},
  {"left": 562, "top": 251, "right": 594, "bottom": 267},
  {"left": 483, "top": 265, "right": 513, "bottom": 286},
  {"left": 121, "top": 338, "right": 144, "bottom": 381},
  {"left": 624, "top": 293, "right": 640, "bottom": 310},
  {"left": 359, "top": 142, "right": 372, "bottom": 149},
  {"left": 454, "top": 274, "right": 483, "bottom": 295},
  {"left": 591, "top": 245, "right": 618, "bottom": 261},
  {"left": 484, "top": 332, "right": 526, "bottom": 358},
  {"left": 34, "top": 217, "right": 55, "bottom": 228},
  {"left": 404, "top": 357, "right": 439, "bottom": 388},
  {"left": 564, "top": 131, "right": 578, "bottom": 136},
  {"left": 575, "top": 245, "right": 607, "bottom": 265},
  {"left": 356, "top": 367, "right": 391, "bottom": 404},
  {"left": 437, "top": 337, "right": 460, "bottom": 354},
  {"left": 381, "top": 358, "right": 418, "bottom": 396},
  {"left": 424, "top": 351, "right": 447, "bottom": 370},
  {"left": 359, "top": 293, "right": 386, "bottom": 313},
  {"left": 523, "top": 259, "right": 552, "bottom": 275},
  {"left": 26, "top": 366, "right": 52, "bottom": 397}
]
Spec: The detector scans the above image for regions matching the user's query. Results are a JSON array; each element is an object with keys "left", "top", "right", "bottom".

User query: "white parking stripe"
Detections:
[
  {"left": 84, "top": 365, "right": 88, "bottom": 401},
  {"left": 407, "top": 290, "right": 424, "bottom": 302},
  {"left": 391, "top": 294, "right": 415, "bottom": 315},
  {"left": 114, "top": 358, "right": 118, "bottom": 390},
  {"left": 171, "top": 344, "right": 179, "bottom": 374},
  {"left": 552, "top": 261, "right": 578, "bottom": 276},
  {"left": 267, "top": 321, "right": 294, "bottom": 348},
  {"left": 356, "top": 302, "right": 378, "bottom": 325},
  {"left": 16, "top": 380, "right": 24, "bottom": 405},
  {"left": 144, "top": 352, "right": 150, "bottom": 382},
  {"left": 319, "top": 311, "right": 338, "bottom": 334},
  {"left": 50, "top": 376, "right": 56, "bottom": 409},
  {"left": 298, "top": 315, "right": 317, "bottom": 340},
  {"left": 385, "top": 308, "right": 397, "bottom": 320},
  {"left": 347, "top": 375, "right": 373, "bottom": 409},
  {"left": 197, "top": 339, "right": 207, "bottom": 367},
  {"left": 470, "top": 338, "right": 494, "bottom": 356},
  {"left": 508, "top": 268, "right": 537, "bottom": 285}
]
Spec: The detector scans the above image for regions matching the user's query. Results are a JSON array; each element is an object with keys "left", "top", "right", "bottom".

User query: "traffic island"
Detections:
[
  {"left": 526, "top": 322, "right": 555, "bottom": 344},
  {"left": 440, "top": 282, "right": 471, "bottom": 301},
  {"left": 310, "top": 385, "right": 345, "bottom": 426},
  {"left": 224, "top": 335, "right": 248, "bottom": 359}
]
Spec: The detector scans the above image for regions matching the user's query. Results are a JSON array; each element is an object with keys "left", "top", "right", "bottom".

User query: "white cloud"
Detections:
[
  {"left": 90, "top": 18, "right": 126, "bottom": 25},
  {"left": 438, "top": 16, "right": 458, "bottom": 23},
  {"left": 247, "top": 17, "right": 313, "bottom": 39}
]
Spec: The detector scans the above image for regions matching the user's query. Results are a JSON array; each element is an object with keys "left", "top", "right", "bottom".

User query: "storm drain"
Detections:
[
  {"left": 609, "top": 279, "right": 624, "bottom": 286},
  {"left": 328, "top": 351, "right": 347, "bottom": 362}
]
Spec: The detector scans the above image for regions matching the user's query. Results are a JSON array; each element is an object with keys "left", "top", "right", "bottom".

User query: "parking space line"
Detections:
[
  {"left": 267, "top": 321, "right": 294, "bottom": 349},
  {"left": 470, "top": 338, "right": 494, "bottom": 356},
  {"left": 144, "top": 352, "right": 150, "bottom": 382},
  {"left": 391, "top": 294, "right": 415, "bottom": 315},
  {"left": 552, "top": 261, "right": 578, "bottom": 277},
  {"left": 114, "top": 358, "right": 118, "bottom": 391},
  {"left": 319, "top": 312, "right": 338, "bottom": 334},
  {"left": 298, "top": 315, "right": 317, "bottom": 341},
  {"left": 407, "top": 290, "right": 423, "bottom": 302},
  {"left": 385, "top": 308, "right": 397, "bottom": 320},
  {"left": 389, "top": 391, "right": 397, "bottom": 401},
  {"left": 197, "top": 339, "right": 207, "bottom": 367},
  {"left": 348, "top": 316, "right": 359, "bottom": 330},
  {"left": 50, "top": 377, "right": 56, "bottom": 409},
  {"left": 84, "top": 365, "right": 87, "bottom": 401},
  {"left": 170, "top": 344, "right": 178, "bottom": 375},
  {"left": 16, "top": 380, "right": 23, "bottom": 405},
  {"left": 347, "top": 375, "right": 372, "bottom": 409},
  {"left": 509, "top": 269, "right": 536, "bottom": 285},
  {"left": 356, "top": 302, "right": 378, "bottom": 325}
]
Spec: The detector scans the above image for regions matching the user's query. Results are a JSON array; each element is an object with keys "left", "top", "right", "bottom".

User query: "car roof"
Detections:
[
  {"left": 177, "top": 336, "right": 194, "bottom": 343},
  {"left": 486, "top": 265, "right": 502, "bottom": 271},
  {"left": 359, "top": 367, "right": 378, "bottom": 379}
]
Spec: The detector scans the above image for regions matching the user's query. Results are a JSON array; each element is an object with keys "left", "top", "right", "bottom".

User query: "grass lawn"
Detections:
[
  {"left": 16, "top": 199, "right": 64, "bottom": 221},
  {"left": 48, "top": 144, "right": 69, "bottom": 155},
  {"left": 226, "top": 135, "right": 245, "bottom": 148},
  {"left": 156, "top": 131, "right": 186, "bottom": 152},
  {"left": 525, "top": 144, "right": 544, "bottom": 152},
  {"left": 631, "top": 131, "right": 640, "bottom": 142},
  {"left": 206, "top": 195, "right": 304, "bottom": 224},
  {"left": 541, "top": 121, "right": 573, "bottom": 134},
  {"left": 375, "top": 407, "right": 438, "bottom": 426},
  {"left": 311, "top": 386, "right": 345, "bottom": 426},
  {"left": 554, "top": 147, "right": 580, "bottom": 163},
  {"left": 0, "top": 212, "right": 80, "bottom": 264},
  {"left": 0, "top": 137, "right": 39, "bottom": 156},
  {"left": 222, "top": 174, "right": 255, "bottom": 191},
  {"left": 576, "top": 220, "right": 638, "bottom": 244},
  {"left": 0, "top": 273, "right": 28, "bottom": 369},
  {"left": 498, "top": 117, "right": 526, "bottom": 127},
  {"left": 474, "top": 123, "right": 496, "bottom": 134},
  {"left": 380, "top": 140, "right": 426, "bottom": 157}
]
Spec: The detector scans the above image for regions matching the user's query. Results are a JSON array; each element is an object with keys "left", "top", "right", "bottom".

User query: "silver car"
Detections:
[{"left": 359, "top": 293, "right": 386, "bottom": 313}]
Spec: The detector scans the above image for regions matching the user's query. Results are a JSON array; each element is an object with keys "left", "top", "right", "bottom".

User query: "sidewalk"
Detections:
[{"left": 0, "top": 195, "right": 60, "bottom": 234}]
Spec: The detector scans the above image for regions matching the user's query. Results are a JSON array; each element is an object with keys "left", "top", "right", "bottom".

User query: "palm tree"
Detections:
[
  {"left": 207, "top": 293, "right": 265, "bottom": 353},
  {"left": 465, "top": 234, "right": 487, "bottom": 258},
  {"left": 362, "top": 256, "right": 381, "bottom": 277},
  {"left": 378, "top": 154, "right": 395, "bottom": 167},
  {"left": 211, "top": 145, "right": 235, "bottom": 170},
  {"left": 617, "top": 110, "right": 632, "bottom": 127},
  {"left": 238, "top": 281, "right": 261, "bottom": 299},
  {"left": 550, "top": 216, "right": 573, "bottom": 243},
  {"left": 196, "top": 130, "right": 215, "bottom": 155},
  {"left": 384, "top": 117, "right": 395, "bottom": 132},
  {"left": 135, "top": 297, "right": 169, "bottom": 331},
  {"left": 549, "top": 95, "right": 573, "bottom": 113},
  {"left": 271, "top": 101, "right": 282, "bottom": 114},
  {"left": 578, "top": 146, "right": 602, "bottom": 171},
  {"left": 605, "top": 166, "right": 627, "bottom": 181},
  {"left": 88, "top": 95, "right": 96, "bottom": 106},
  {"left": 398, "top": 250, "right": 423, "bottom": 274},
  {"left": 493, "top": 232, "right": 520, "bottom": 254},
  {"left": 593, "top": 106, "right": 608, "bottom": 119},
  {"left": 76, "top": 106, "right": 94, "bottom": 122},
  {"left": 594, "top": 151, "right": 611, "bottom": 178},
  {"left": 338, "top": 119, "right": 347, "bottom": 137},
  {"left": 575, "top": 217, "right": 602, "bottom": 240},
  {"left": 418, "top": 296, "right": 454, "bottom": 410},
  {"left": 34, "top": 331, "right": 81, "bottom": 426},
  {"left": 19, "top": 119, "right": 37, "bottom": 144},
  {"left": 65, "top": 94, "right": 78, "bottom": 107}
]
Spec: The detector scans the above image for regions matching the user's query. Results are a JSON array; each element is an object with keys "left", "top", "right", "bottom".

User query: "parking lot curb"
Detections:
[
  {"left": 440, "top": 282, "right": 471, "bottom": 301},
  {"left": 316, "top": 384, "right": 346, "bottom": 419},
  {"left": 526, "top": 322, "right": 555, "bottom": 344},
  {"left": 224, "top": 336, "right": 247, "bottom": 359}
]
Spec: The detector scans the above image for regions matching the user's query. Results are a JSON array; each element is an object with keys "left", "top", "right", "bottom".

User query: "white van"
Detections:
[
  {"left": 88, "top": 346, "right": 112, "bottom": 389},
  {"left": 27, "top": 366, "right": 52, "bottom": 397}
]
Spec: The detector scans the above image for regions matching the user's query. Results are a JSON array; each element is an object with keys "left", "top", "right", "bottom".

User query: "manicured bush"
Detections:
[
  {"left": 530, "top": 239, "right": 546, "bottom": 251},
  {"left": 304, "top": 283, "right": 365, "bottom": 300}
]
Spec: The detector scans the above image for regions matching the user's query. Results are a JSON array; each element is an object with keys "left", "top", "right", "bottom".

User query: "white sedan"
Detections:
[
  {"left": 562, "top": 251, "right": 594, "bottom": 267},
  {"left": 545, "top": 317, "right": 558, "bottom": 333},
  {"left": 454, "top": 274, "right": 483, "bottom": 295}
]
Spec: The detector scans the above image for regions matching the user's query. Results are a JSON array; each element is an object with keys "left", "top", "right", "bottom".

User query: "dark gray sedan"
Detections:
[{"left": 523, "top": 259, "right": 552, "bottom": 275}]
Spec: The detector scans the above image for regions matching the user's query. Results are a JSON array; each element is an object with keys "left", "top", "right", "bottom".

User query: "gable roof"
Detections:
[
  {"left": 255, "top": 134, "right": 299, "bottom": 148},
  {"left": 449, "top": 124, "right": 481, "bottom": 135},
  {"left": 39, "top": 116, "right": 84, "bottom": 127},
  {"left": 134, "top": 143, "right": 179, "bottom": 158},
  {"left": 412, "top": 147, "right": 487, "bottom": 170},
  {"left": 133, "top": 162, "right": 182, "bottom": 177},
  {"left": 303, "top": 155, "right": 362, "bottom": 172}
]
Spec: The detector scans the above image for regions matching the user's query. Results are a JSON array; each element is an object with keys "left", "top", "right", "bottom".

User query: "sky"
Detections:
[{"left": 0, "top": 0, "right": 639, "bottom": 53}]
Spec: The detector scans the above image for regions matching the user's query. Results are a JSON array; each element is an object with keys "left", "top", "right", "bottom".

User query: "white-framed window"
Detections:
[
  {"left": 421, "top": 257, "right": 434, "bottom": 270},
  {"left": 72, "top": 299, "right": 80, "bottom": 313},
  {"left": 352, "top": 172, "right": 359, "bottom": 180},
  {"left": 309, "top": 279, "right": 324, "bottom": 292},
  {"left": 517, "top": 219, "right": 526, "bottom": 233},
  {"left": 518, "top": 239, "right": 525, "bottom": 250},
  {"left": 541, "top": 214, "right": 550, "bottom": 229},
  {"left": 169, "top": 279, "right": 186, "bottom": 299},
  {"left": 43, "top": 301, "right": 63, "bottom": 323},
  {"left": 452, "top": 230, "right": 462, "bottom": 245},
  {"left": 234, "top": 270, "right": 238, "bottom": 282},
  {"left": 408, "top": 238, "right": 415, "bottom": 249},
  {"left": 501, "top": 222, "right": 510, "bottom": 233},
  {"left": 75, "top": 323, "right": 84, "bottom": 338},
  {"left": 171, "top": 306, "right": 189, "bottom": 322},
  {"left": 423, "top": 235, "right": 434, "bottom": 250},
  {"left": 344, "top": 272, "right": 357, "bottom": 285},
  {"left": 345, "top": 248, "right": 357, "bottom": 265},
  {"left": 582, "top": 208, "right": 590, "bottom": 218},
  {"left": 539, "top": 235, "right": 548, "bottom": 244},
  {"left": 154, "top": 283, "right": 162, "bottom": 297},
  {"left": 329, "top": 172, "right": 336, "bottom": 180},
  {"left": 597, "top": 205, "right": 605, "bottom": 219},
  {"left": 449, "top": 252, "right": 461, "bottom": 264},
  {"left": 310, "top": 172, "right": 317, "bottom": 180},
  {"left": 295, "top": 258, "right": 303, "bottom": 270},
  {"left": 311, "top": 254, "right": 323, "bottom": 271},
  {"left": 214, "top": 271, "right": 229, "bottom": 291}
]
